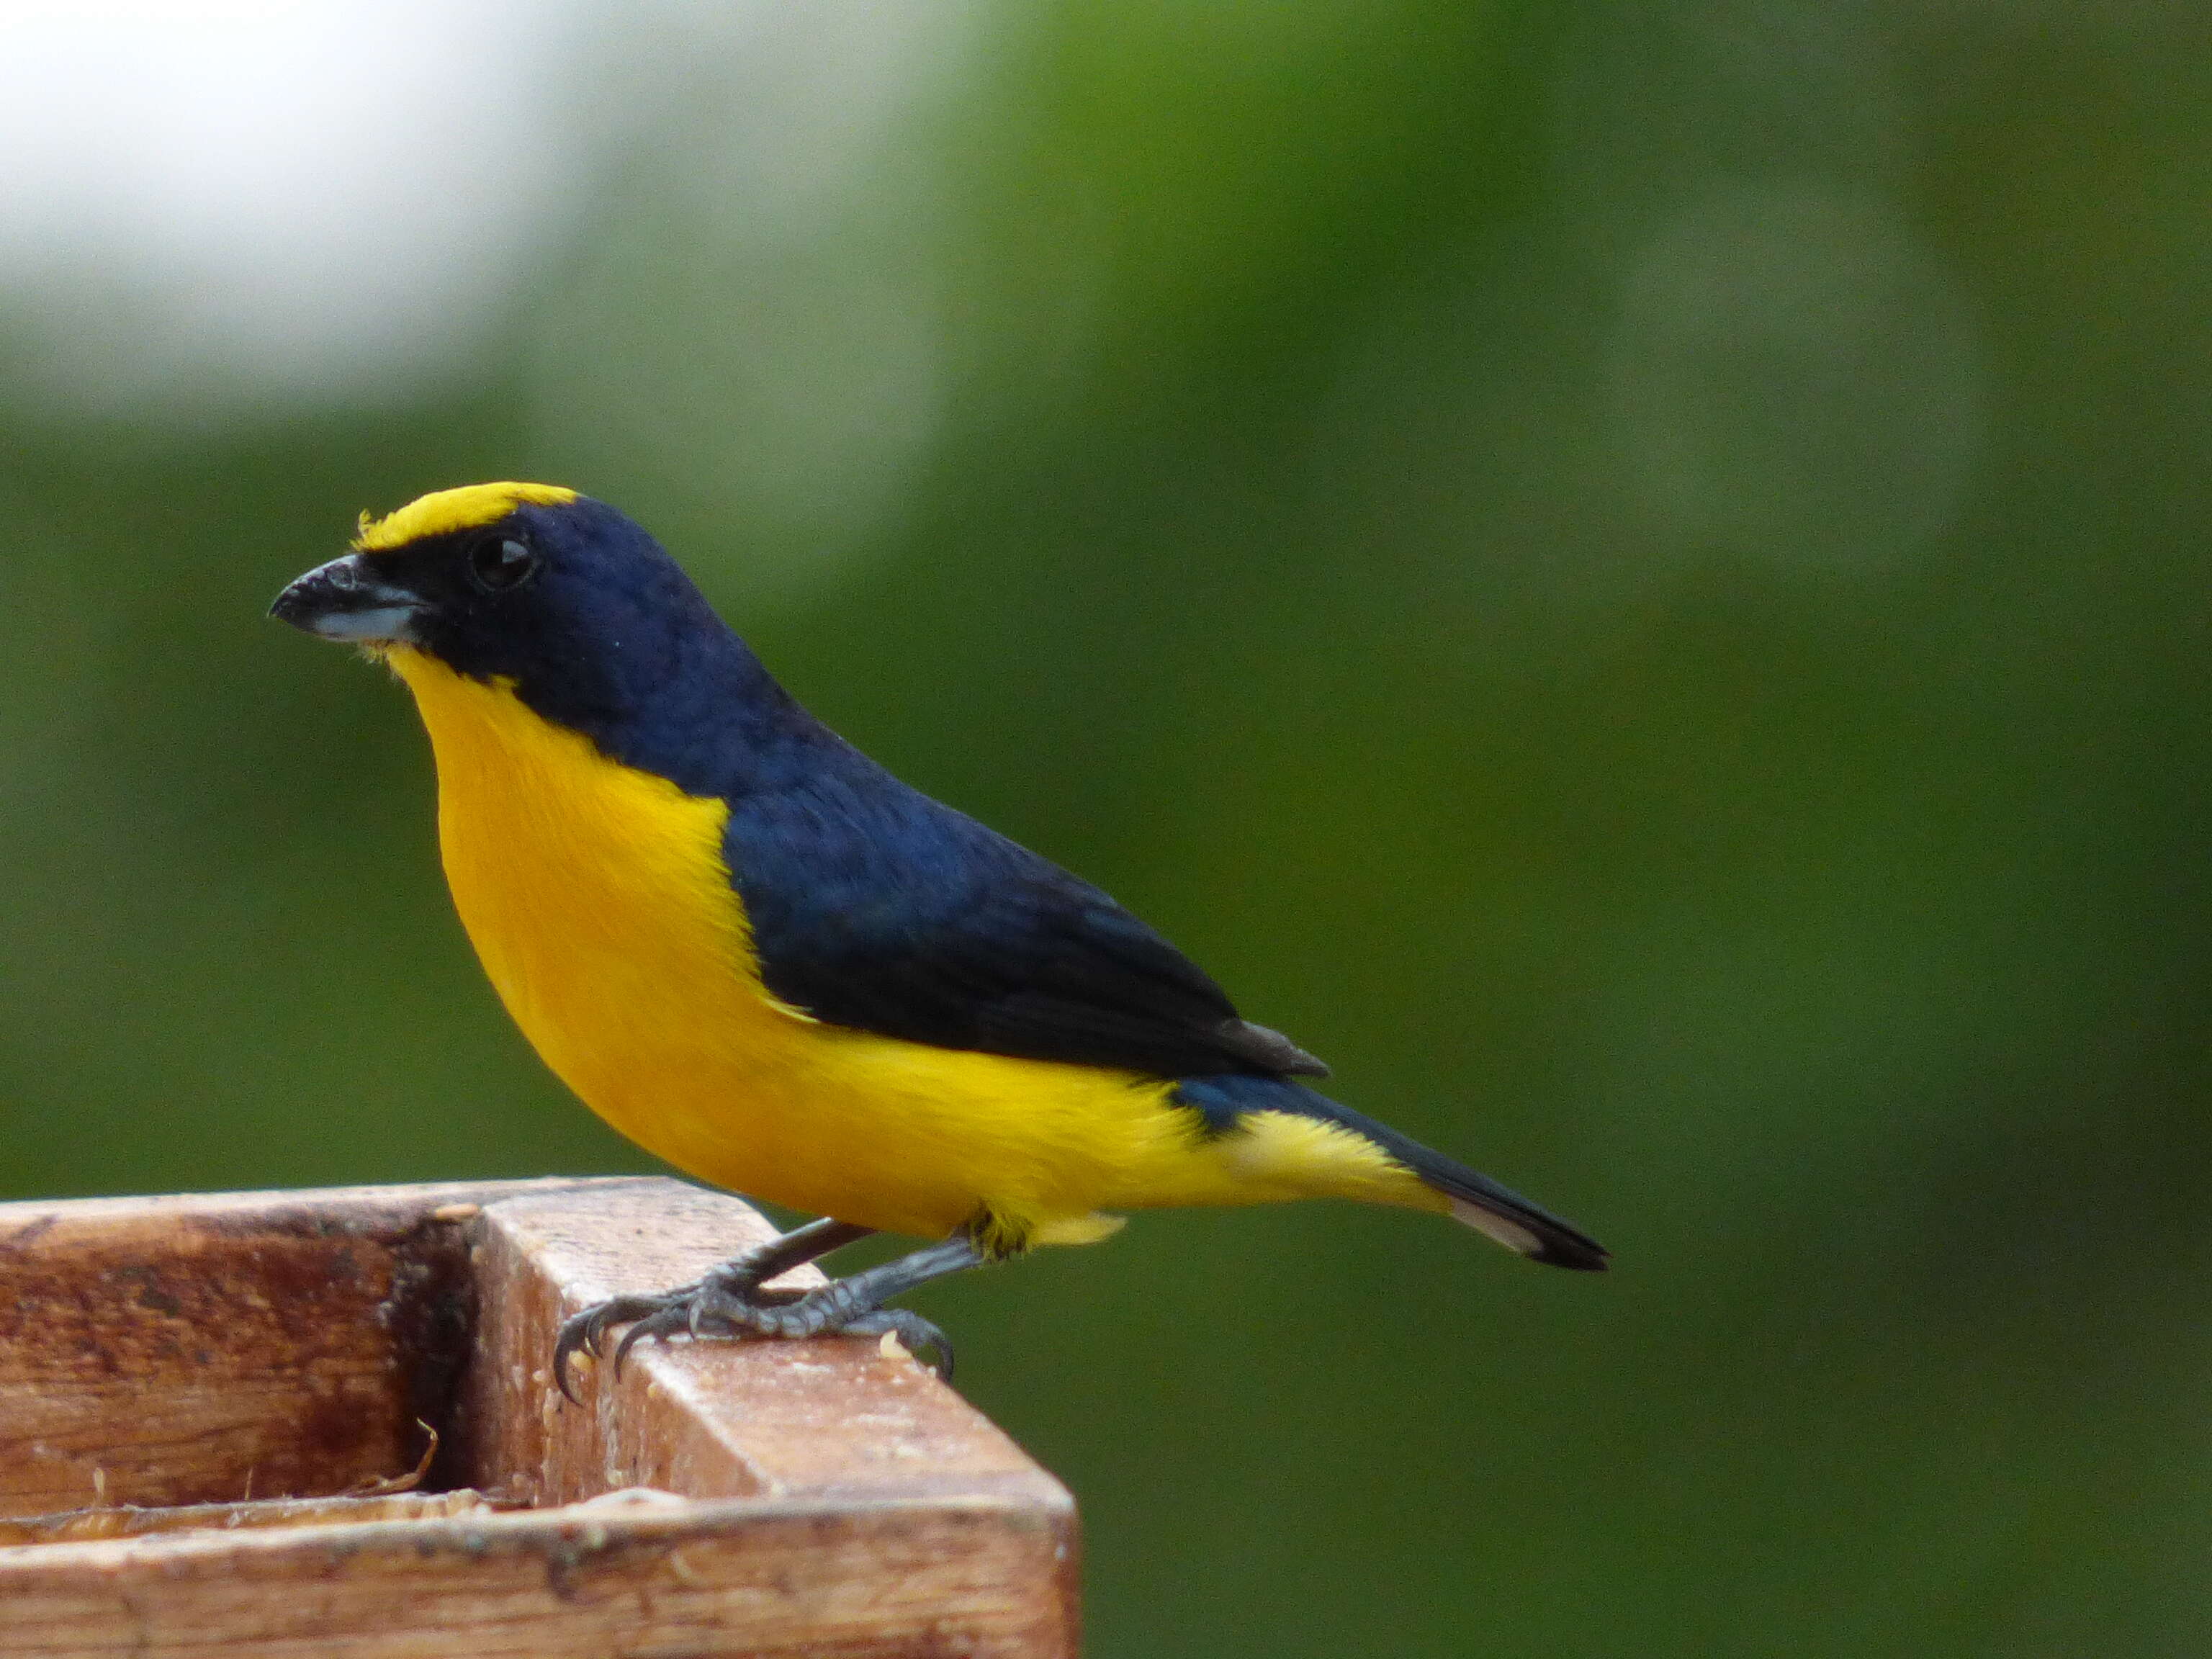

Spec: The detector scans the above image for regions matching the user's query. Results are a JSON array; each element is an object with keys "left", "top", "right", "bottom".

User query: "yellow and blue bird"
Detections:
[{"left": 271, "top": 482, "right": 1605, "bottom": 1386}]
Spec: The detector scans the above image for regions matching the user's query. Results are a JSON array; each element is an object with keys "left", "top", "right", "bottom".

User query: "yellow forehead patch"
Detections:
[{"left": 354, "top": 482, "right": 579, "bottom": 554}]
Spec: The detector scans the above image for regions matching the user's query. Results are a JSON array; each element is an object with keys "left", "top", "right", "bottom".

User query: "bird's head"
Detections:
[{"left": 270, "top": 483, "right": 727, "bottom": 715}]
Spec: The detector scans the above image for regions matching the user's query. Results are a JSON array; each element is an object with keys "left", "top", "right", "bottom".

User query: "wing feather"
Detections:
[{"left": 724, "top": 762, "right": 1326, "bottom": 1081}]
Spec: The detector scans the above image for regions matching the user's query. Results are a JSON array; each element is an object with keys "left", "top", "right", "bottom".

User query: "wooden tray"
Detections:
[{"left": 0, "top": 1177, "right": 1077, "bottom": 1656}]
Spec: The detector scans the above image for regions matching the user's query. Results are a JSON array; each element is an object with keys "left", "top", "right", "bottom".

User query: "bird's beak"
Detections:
[{"left": 269, "top": 553, "right": 424, "bottom": 644}]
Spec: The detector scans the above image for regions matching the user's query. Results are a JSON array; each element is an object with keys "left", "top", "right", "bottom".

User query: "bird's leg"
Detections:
[
  {"left": 696, "top": 1216, "right": 878, "bottom": 1306},
  {"left": 554, "top": 1216, "right": 873, "bottom": 1402},
  {"left": 590, "top": 1233, "right": 989, "bottom": 1390}
]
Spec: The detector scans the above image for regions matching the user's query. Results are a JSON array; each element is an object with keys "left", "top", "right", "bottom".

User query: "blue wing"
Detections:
[{"left": 723, "top": 751, "right": 1326, "bottom": 1082}]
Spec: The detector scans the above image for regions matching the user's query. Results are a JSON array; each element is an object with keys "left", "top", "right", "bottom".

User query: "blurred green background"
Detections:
[{"left": 5, "top": 2, "right": 2210, "bottom": 1653}]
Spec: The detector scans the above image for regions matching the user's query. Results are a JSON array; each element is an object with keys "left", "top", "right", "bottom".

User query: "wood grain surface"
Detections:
[{"left": 0, "top": 1178, "right": 1079, "bottom": 1657}]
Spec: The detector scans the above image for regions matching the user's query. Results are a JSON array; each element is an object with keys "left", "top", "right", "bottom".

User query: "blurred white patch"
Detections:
[
  {"left": 525, "top": 2, "right": 979, "bottom": 607},
  {"left": 1609, "top": 188, "right": 1984, "bottom": 569},
  {"left": 1448, "top": 1196, "right": 1542, "bottom": 1256},
  {"left": 0, "top": 0, "right": 590, "bottom": 415}
]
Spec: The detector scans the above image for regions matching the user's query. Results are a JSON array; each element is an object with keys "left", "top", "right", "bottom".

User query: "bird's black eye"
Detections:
[{"left": 467, "top": 533, "right": 537, "bottom": 593}]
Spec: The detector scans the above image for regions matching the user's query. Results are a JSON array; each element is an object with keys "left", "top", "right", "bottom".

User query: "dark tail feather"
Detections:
[
  {"left": 1426, "top": 1164, "right": 1609, "bottom": 1270},
  {"left": 1279, "top": 1084, "right": 1609, "bottom": 1271}
]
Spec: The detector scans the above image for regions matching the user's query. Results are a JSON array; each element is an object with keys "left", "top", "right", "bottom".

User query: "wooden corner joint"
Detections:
[{"left": 0, "top": 1177, "right": 1079, "bottom": 1658}]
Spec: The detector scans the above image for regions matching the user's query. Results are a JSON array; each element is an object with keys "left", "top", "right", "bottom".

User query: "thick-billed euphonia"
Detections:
[{"left": 271, "top": 482, "right": 1604, "bottom": 1388}]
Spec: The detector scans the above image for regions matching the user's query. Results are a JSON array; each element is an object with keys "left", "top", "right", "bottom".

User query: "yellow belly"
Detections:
[{"left": 385, "top": 648, "right": 1438, "bottom": 1243}]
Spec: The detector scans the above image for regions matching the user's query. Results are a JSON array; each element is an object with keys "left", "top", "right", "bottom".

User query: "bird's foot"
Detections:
[
  {"left": 618, "top": 1285, "right": 954, "bottom": 1380},
  {"left": 553, "top": 1230, "right": 978, "bottom": 1401},
  {"left": 554, "top": 1275, "right": 955, "bottom": 1398}
]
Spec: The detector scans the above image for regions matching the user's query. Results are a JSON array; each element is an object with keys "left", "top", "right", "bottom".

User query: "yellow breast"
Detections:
[{"left": 383, "top": 648, "right": 1438, "bottom": 1244}]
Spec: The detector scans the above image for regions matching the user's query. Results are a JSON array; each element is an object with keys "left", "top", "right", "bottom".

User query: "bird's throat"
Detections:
[{"left": 384, "top": 647, "right": 780, "bottom": 1146}]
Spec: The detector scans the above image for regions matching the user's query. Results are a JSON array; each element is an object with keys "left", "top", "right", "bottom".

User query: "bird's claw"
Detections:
[
  {"left": 552, "top": 1277, "right": 956, "bottom": 1403},
  {"left": 838, "top": 1308, "right": 957, "bottom": 1379},
  {"left": 551, "top": 1254, "right": 790, "bottom": 1403},
  {"left": 553, "top": 1290, "right": 688, "bottom": 1403},
  {"left": 608, "top": 1300, "right": 706, "bottom": 1378}
]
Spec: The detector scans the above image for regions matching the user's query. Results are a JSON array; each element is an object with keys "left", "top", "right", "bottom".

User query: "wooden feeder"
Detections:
[{"left": 0, "top": 1177, "right": 1078, "bottom": 1656}]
